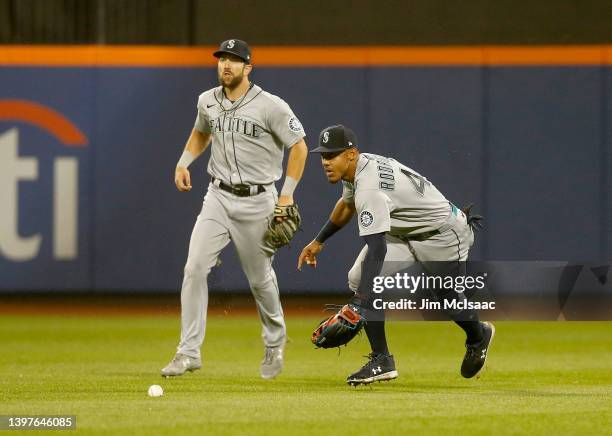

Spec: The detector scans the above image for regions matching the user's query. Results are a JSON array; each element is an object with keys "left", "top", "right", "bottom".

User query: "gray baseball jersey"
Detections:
[
  {"left": 342, "top": 153, "right": 451, "bottom": 237},
  {"left": 194, "top": 84, "right": 305, "bottom": 185},
  {"left": 344, "top": 153, "right": 475, "bottom": 295}
]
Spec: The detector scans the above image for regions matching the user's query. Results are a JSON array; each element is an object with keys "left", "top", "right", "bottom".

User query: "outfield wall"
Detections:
[{"left": 0, "top": 46, "right": 610, "bottom": 292}]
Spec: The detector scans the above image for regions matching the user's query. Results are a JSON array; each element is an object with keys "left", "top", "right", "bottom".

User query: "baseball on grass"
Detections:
[{"left": 148, "top": 384, "right": 164, "bottom": 397}]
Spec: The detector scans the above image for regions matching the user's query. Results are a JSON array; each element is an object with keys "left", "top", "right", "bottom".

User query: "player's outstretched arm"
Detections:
[
  {"left": 175, "top": 129, "right": 212, "bottom": 192},
  {"left": 297, "top": 198, "right": 355, "bottom": 270}
]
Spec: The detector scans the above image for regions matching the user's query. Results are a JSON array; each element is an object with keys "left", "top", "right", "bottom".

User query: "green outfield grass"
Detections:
[{"left": 1, "top": 314, "right": 611, "bottom": 435}]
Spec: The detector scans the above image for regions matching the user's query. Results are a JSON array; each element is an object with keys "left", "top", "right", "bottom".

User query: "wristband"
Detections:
[
  {"left": 280, "top": 176, "right": 298, "bottom": 197},
  {"left": 315, "top": 220, "right": 341, "bottom": 243},
  {"left": 177, "top": 150, "right": 196, "bottom": 168}
]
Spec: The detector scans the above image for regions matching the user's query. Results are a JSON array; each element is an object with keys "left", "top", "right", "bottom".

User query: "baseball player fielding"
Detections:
[{"left": 299, "top": 124, "right": 493, "bottom": 386}]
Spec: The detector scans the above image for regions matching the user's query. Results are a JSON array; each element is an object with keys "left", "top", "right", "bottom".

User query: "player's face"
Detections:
[
  {"left": 217, "top": 54, "right": 250, "bottom": 89},
  {"left": 321, "top": 150, "right": 351, "bottom": 183}
]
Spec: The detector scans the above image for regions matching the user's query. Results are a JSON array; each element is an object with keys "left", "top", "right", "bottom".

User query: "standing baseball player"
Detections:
[
  {"left": 161, "top": 39, "right": 308, "bottom": 379},
  {"left": 298, "top": 125, "right": 493, "bottom": 385}
]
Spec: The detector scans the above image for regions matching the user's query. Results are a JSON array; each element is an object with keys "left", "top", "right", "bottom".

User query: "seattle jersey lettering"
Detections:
[{"left": 209, "top": 116, "right": 264, "bottom": 138}]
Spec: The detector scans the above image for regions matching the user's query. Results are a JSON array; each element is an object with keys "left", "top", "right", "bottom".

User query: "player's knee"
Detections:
[
  {"left": 183, "top": 260, "right": 211, "bottom": 281},
  {"left": 347, "top": 266, "right": 360, "bottom": 292},
  {"left": 248, "top": 273, "right": 275, "bottom": 293}
]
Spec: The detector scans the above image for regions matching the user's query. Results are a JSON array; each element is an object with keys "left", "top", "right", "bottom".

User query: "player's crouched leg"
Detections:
[
  {"left": 429, "top": 286, "right": 495, "bottom": 378},
  {"left": 461, "top": 321, "right": 495, "bottom": 378},
  {"left": 347, "top": 257, "right": 363, "bottom": 294}
]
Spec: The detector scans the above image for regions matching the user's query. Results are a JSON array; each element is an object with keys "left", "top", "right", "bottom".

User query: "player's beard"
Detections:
[{"left": 218, "top": 68, "right": 245, "bottom": 90}]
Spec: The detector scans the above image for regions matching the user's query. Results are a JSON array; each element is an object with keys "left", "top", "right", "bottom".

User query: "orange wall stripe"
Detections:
[
  {"left": 1, "top": 45, "right": 612, "bottom": 67},
  {"left": 0, "top": 100, "right": 88, "bottom": 146},
  {"left": 0, "top": 46, "right": 216, "bottom": 67},
  {"left": 484, "top": 46, "right": 606, "bottom": 65}
]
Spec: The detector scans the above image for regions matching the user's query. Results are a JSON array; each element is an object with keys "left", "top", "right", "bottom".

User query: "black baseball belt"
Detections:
[
  {"left": 399, "top": 229, "right": 441, "bottom": 242},
  {"left": 212, "top": 177, "right": 266, "bottom": 197}
]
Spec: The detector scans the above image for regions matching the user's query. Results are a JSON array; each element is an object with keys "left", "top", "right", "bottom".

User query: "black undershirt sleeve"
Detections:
[{"left": 315, "top": 220, "right": 341, "bottom": 243}]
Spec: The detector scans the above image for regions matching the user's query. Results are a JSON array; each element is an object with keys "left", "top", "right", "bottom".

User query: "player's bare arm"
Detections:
[
  {"left": 278, "top": 138, "right": 308, "bottom": 207},
  {"left": 175, "top": 129, "right": 212, "bottom": 192},
  {"left": 297, "top": 198, "right": 355, "bottom": 270}
]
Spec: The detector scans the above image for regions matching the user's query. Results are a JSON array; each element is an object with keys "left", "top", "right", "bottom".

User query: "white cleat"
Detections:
[
  {"left": 161, "top": 353, "right": 202, "bottom": 377},
  {"left": 260, "top": 345, "right": 284, "bottom": 379}
]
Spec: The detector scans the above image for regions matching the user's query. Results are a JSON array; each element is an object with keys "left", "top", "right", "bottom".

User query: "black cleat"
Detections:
[
  {"left": 461, "top": 321, "right": 495, "bottom": 378},
  {"left": 347, "top": 353, "right": 398, "bottom": 386}
]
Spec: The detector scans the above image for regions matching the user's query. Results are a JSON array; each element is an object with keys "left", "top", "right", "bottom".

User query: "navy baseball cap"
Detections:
[
  {"left": 311, "top": 125, "right": 358, "bottom": 153},
  {"left": 213, "top": 39, "right": 251, "bottom": 64}
]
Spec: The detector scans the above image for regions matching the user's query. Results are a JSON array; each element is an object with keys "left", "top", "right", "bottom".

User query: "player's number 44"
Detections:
[{"left": 401, "top": 168, "right": 427, "bottom": 195}]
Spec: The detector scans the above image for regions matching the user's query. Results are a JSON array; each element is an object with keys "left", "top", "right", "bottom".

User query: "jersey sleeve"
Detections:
[
  {"left": 355, "top": 189, "right": 392, "bottom": 236},
  {"left": 342, "top": 181, "right": 355, "bottom": 203},
  {"left": 267, "top": 98, "right": 305, "bottom": 148},
  {"left": 193, "top": 96, "right": 211, "bottom": 134}
]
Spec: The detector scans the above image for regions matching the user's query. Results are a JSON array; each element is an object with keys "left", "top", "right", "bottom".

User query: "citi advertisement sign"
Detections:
[{"left": 0, "top": 100, "right": 88, "bottom": 262}]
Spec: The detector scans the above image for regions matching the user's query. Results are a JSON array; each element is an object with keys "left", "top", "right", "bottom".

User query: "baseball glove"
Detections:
[
  {"left": 462, "top": 203, "right": 484, "bottom": 232},
  {"left": 311, "top": 304, "right": 366, "bottom": 349},
  {"left": 263, "top": 203, "right": 301, "bottom": 250}
]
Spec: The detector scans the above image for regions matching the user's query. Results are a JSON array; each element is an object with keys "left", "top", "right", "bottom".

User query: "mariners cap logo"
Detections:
[
  {"left": 311, "top": 124, "right": 358, "bottom": 154},
  {"left": 213, "top": 39, "right": 252, "bottom": 63}
]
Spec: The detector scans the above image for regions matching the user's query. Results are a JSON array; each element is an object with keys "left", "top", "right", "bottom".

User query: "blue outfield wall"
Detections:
[{"left": 0, "top": 66, "right": 609, "bottom": 292}]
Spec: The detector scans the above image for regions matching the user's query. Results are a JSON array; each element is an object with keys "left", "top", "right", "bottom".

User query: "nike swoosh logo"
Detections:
[{"left": 206, "top": 104, "right": 215, "bottom": 108}]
